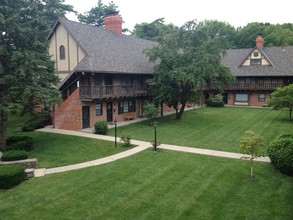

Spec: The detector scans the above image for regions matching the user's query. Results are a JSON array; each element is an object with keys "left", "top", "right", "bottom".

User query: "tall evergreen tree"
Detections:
[{"left": 0, "top": 0, "right": 72, "bottom": 151}]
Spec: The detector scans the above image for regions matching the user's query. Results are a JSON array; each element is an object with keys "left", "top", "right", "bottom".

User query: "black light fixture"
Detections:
[
  {"left": 153, "top": 121, "right": 157, "bottom": 151},
  {"left": 114, "top": 119, "right": 117, "bottom": 147}
]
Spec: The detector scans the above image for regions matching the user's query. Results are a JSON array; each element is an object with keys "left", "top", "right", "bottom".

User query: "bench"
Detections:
[{"left": 123, "top": 112, "right": 135, "bottom": 121}]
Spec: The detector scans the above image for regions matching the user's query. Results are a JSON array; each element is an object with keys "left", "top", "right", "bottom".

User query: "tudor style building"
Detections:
[
  {"left": 48, "top": 15, "right": 293, "bottom": 131},
  {"left": 48, "top": 15, "right": 157, "bottom": 130},
  {"left": 206, "top": 34, "right": 293, "bottom": 106}
]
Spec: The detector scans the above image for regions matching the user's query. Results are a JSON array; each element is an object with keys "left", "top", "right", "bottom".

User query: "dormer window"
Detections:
[
  {"left": 59, "top": 45, "right": 65, "bottom": 60},
  {"left": 251, "top": 59, "right": 261, "bottom": 65}
]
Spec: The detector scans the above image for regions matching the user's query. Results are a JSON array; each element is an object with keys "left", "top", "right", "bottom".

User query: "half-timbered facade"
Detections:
[
  {"left": 48, "top": 15, "right": 156, "bottom": 130},
  {"left": 206, "top": 34, "right": 293, "bottom": 106}
]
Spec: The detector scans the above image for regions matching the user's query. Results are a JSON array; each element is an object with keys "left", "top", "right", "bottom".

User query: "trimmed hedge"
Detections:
[
  {"left": 95, "top": 121, "right": 108, "bottom": 135},
  {"left": 1, "top": 150, "right": 29, "bottom": 161},
  {"left": 6, "top": 136, "right": 34, "bottom": 151},
  {"left": 22, "top": 112, "right": 51, "bottom": 131},
  {"left": 207, "top": 99, "right": 224, "bottom": 107},
  {"left": 0, "top": 166, "right": 25, "bottom": 189},
  {"left": 268, "top": 134, "right": 293, "bottom": 176}
]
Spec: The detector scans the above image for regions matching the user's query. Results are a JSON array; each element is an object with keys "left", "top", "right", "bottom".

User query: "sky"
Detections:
[{"left": 64, "top": 0, "right": 293, "bottom": 31}]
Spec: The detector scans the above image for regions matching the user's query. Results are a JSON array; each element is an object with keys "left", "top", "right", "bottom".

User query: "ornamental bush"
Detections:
[
  {"left": 1, "top": 150, "right": 29, "bottom": 161},
  {"left": 0, "top": 166, "right": 25, "bottom": 189},
  {"left": 120, "top": 134, "right": 131, "bottom": 147},
  {"left": 268, "top": 134, "right": 293, "bottom": 176},
  {"left": 95, "top": 121, "right": 108, "bottom": 135},
  {"left": 207, "top": 99, "right": 224, "bottom": 107},
  {"left": 6, "top": 136, "right": 34, "bottom": 151},
  {"left": 207, "top": 94, "right": 224, "bottom": 107}
]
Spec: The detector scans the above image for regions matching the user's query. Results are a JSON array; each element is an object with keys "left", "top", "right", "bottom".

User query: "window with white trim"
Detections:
[
  {"left": 118, "top": 100, "right": 135, "bottom": 114},
  {"left": 259, "top": 94, "right": 265, "bottom": 102},
  {"left": 235, "top": 93, "right": 249, "bottom": 102},
  {"left": 96, "top": 103, "right": 103, "bottom": 116}
]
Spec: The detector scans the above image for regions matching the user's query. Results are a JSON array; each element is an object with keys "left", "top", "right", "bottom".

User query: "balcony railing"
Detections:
[
  {"left": 80, "top": 84, "right": 148, "bottom": 100},
  {"left": 205, "top": 82, "right": 284, "bottom": 91}
]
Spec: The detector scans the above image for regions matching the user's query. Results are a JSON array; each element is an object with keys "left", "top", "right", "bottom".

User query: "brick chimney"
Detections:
[
  {"left": 104, "top": 14, "right": 123, "bottom": 36},
  {"left": 256, "top": 33, "right": 264, "bottom": 48}
]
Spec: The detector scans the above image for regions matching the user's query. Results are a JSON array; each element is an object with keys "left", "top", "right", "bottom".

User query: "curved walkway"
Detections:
[{"left": 34, "top": 128, "right": 270, "bottom": 177}]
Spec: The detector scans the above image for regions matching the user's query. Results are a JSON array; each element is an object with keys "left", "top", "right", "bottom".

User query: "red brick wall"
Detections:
[
  {"left": 227, "top": 92, "right": 234, "bottom": 105},
  {"left": 227, "top": 92, "right": 271, "bottom": 106},
  {"left": 53, "top": 88, "right": 83, "bottom": 130},
  {"left": 249, "top": 92, "right": 271, "bottom": 106}
]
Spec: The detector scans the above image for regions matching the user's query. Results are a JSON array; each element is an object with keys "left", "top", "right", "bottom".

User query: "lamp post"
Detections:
[
  {"left": 153, "top": 121, "right": 157, "bottom": 151},
  {"left": 114, "top": 119, "right": 117, "bottom": 147}
]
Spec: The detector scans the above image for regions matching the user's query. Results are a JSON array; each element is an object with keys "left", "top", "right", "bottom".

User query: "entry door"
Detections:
[
  {"left": 223, "top": 93, "right": 228, "bottom": 104},
  {"left": 82, "top": 106, "right": 90, "bottom": 128},
  {"left": 107, "top": 102, "right": 113, "bottom": 122}
]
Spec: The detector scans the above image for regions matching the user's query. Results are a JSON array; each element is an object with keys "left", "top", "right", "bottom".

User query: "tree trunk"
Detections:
[
  {"left": 176, "top": 102, "right": 186, "bottom": 120},
  {"left": 0, "top": 109, "right": 8, "bottom": 152},
  {"left": 160, "top": 102, "right": 163, "bottom": 117},
  {"left": 289, "top": 107, "right": 292, "bottom": 121}
]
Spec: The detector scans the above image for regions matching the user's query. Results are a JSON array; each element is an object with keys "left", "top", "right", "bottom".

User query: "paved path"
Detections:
[{"left": 34, "top": 127, "right": 270, "bottom": 177}]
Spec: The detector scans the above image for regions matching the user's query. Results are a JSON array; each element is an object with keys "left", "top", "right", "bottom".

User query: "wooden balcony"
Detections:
[
  {"left": 205, "top": 82, "right": 284, "bottom": 91},
  {"left": 80, "top": 84, "right": 148, "bottom": 100}
]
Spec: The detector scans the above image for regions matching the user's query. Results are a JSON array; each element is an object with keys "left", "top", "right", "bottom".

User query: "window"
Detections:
[
  {"left": 245, "top": 78, "right": 251, "bottom": 83},
  {"left": 251, "top": 59, "right": 261, "bottom": 65},
  {"left": 96, "top": 103, "right": 103, "bottom": 116},
  {"left": 235, "top": 93, "right": 249, "bottom": 102},
  {"left": 94, "top": 74, "right": 102, "bottom": 85},
  {"left": 59, "top": 45, "right": 65, "bottom": 60},
  {"left": 272, "top": 78, "right": 278, "bottom": 84},
  {"left": 257, "top": 78, "right": 264, "bottom": 84},
  {"left": 118, "top": 100, "right": 135, "bottom": 114},
  {"left": 121, "top": 75, "right": 133, "bottom": 85},
  {"left": 259, "top": 94, "right": 265, "bottom": 102}
]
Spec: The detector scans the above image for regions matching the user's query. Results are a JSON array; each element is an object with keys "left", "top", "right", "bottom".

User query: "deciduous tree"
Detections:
[
  {"left": 240, "top": 130, "right": 264, "bottom": 178},
  {"left": 145, "top": 20, "right": 233, "bottom": 120},
  {"left": 268, "top": 84, "right": 293, "bottom": 121},
  {"left": 78, "top": 0, "right": 118, "bottom": 26}
]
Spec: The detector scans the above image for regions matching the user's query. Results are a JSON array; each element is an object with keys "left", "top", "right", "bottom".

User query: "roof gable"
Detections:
[
  {"left": 239, "top": 47, "right": 274, "bottom": 67},
  {"left": 222, "top": 46, "right": 293, "bottom": 77},
  {"left": 54, "top": 17, "right": 157, "bottom": 75}
]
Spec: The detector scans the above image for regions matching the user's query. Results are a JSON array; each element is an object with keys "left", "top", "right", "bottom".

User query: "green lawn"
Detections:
[
  {"left": 109, "top": 107, "right": 293, "bottom": 153},
  {"left": 0, "top": 150, "right": 292, "bottom": 219},
  {"left": 6, "top": 114, "right": 129, "bottom": 168},
  {"left": 28, "top": 132, "right": 129, "bottom": 168}
]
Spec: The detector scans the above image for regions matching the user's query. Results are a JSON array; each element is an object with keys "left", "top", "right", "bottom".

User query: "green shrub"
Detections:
[
  {"left": 6, "top": 136, "right": 34, "bottom": 151},
  {"left": 207, "top": 99, "right": 224, "bottom": 107},
  {"left": 268, "top": 134, "right": 293, "bottom": 176},
  {"left": 1, "top": 150, "right": 29, "bottom": 161},
  {"left": 22, "top": 112, "right": 51, "bottom": 131},
  {"left": 207, "top": 94, "right": 224, "bottom": 107},
  {"left": 0, "top": 166, "right": 25, "bottom": 189},
  {"left": 94, "top": 121, "right": 108, "bottom": 135},
  {"left": 120, "top": 134, "right": 131, "bottom": 147}
]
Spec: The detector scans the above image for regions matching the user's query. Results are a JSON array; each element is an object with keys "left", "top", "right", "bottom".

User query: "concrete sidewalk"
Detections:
[{"left": 34, "top": 127, "right": 270, "bottom": 177}]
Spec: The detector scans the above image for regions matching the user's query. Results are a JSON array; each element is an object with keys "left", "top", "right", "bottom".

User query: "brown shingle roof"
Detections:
[
  {"left": 56, "top": 17, "right": 157, "bottom": 74},
  {"left": 222, "top": 46, "right": 293, "bottom": 77}
]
